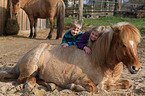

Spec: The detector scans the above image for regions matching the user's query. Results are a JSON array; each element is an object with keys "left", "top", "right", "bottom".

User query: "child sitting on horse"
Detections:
[
  {"left": 77, "top": 25, "right": 105, "bottom": 55},
  {"left": 61, "top": 19, "right": 82, "bottom": 48}
]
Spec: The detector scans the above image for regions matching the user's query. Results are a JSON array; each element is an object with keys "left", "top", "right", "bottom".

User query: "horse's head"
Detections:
[
  {"left": 111, "top": 22, "right": 141, "bottom": 74},
  {"left": 11, "top": 0, "right": 20, "bottom": 15}
]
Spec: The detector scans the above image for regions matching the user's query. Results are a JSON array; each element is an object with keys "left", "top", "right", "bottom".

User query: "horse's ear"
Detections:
[
  {"left": 110, "top": 26, "right": 120, "bottom": 34},
  {"left": 110, "top": 26, "right": 115, "bottom": 32}
]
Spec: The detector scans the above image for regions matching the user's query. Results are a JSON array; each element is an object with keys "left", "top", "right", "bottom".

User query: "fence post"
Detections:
[
  {"left": 78, "top": 0, "right": 83, "bottom": 27},
  {"left": 113, "top": 0, "right": 119, "bottom": 16}
]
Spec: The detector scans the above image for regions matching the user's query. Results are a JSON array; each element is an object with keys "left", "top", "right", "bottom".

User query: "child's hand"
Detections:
[
  {"left": 61, "top": 43, "right": 69, "bottom": 48},
  {"left": 83, "top": 46, "right": 92, "bottom": 55}
]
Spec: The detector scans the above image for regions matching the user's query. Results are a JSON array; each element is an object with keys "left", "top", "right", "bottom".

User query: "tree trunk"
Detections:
[
  {"left": 113, "top": 0, "right": 119, "bottom": 16},
  {"left": 78, "top": 0, "right": 83, "bottom": 27}
]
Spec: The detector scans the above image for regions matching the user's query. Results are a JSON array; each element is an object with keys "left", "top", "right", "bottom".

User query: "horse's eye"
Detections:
[{"left": 123, "top": 45, "right": 126, "bottom": 48}]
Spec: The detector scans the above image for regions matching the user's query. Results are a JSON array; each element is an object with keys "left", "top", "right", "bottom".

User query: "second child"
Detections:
[{"left": 77, "top": 25, "right": 105, "bottom": 54}]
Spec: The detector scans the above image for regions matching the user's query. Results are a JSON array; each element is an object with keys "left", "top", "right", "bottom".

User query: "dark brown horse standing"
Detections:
[{"left": 11, "top": 0, "right": 65, "bottom": 39}]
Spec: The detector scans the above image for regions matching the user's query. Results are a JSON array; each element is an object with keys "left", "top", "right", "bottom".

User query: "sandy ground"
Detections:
[{"left": 0, "top": 29, "right": 145, "bottom": 96}]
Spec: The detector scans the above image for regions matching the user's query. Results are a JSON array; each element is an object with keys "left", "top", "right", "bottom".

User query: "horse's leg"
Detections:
[
  {"left": 82, "top": 79, "right": 98, "bottom": 92},
  {"left": 0, "top": 71, "right": 18, "bottom": 80},
  {"left": 17, "top": 43, "right": 48, "bottom": 84},
  {"left": 103, "top": 78, "right": 130, "bottom": 90},
  {"left": 29, "top": 24, "right": 33, "bottom": 38},
  {"left": 9, "top": 76, "right": 37, "bottom": 95},
  {"left": 47, "top": 17, "right": 54, "bottom": 39},
  {"left": 28, "top": 16, "right": 34, "bottom": 38},
  {"left": 67, "top": 79, "right": 98, "bottom": 92},
  {"left": 33, "top": 18, "right": 37, "bottom": 38},
  {"left": 24, "top": 76, "right": 36, "bottom": 90},
  {"left": 67, "top": 83, "right": 86, "bottom": 92},
  {"left": 74, "top": 78, "right": 98, "bottom": 92},
  {"left": 36, "top": 79, "right": 56, "bottom": 91}
]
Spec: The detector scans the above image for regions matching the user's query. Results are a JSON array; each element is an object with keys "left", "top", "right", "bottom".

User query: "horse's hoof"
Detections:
[
  {"left": 66, "top": 83, "right": 75, "bottom": 90},
  {"left": 33, "top": 34, "right": 36, "bottom": 38},
  {"left": 47, "top": 35, "right": 52, "bottom": 39},
  {"left": 47, "top": 83, "right": 56, "bottom": 91},
  {"left": 33, "top": 36, "right": 36, "bottom": 39},
  {"left": 29, "top": 36, "right": 32, "bottom": 38},
  {"left": 74, "top": 85, "right": 86, "bottom": 92},
  {"left": 0, "top": 71, "right": 8, "bottom": 80},
  {"left": 66, "top": 84, "right": 85, "bottom": 92},
  {"left": 56, "top": 36, "right": 59, "bottom": 39}
]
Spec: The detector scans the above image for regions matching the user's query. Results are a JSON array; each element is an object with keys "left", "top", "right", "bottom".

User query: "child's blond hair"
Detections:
[
  {"left": 89, "top": 25, "right": 105, "bottom": 36},
  {"left": 70, "top": 19, "right": 82, "bottom": 29}
]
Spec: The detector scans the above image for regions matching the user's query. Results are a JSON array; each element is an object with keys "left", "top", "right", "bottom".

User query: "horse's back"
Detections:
[
  {"left": 44, "top": 45, "right": 87, "bottom": 65},
  {"left": 23, "top": 0, "right": 60, "bottom": 18}
]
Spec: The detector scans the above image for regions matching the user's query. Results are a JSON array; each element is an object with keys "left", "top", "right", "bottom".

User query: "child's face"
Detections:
[
  {"left": 90, "top": 31, "right": 100, "bottom": 41},
  {"left": 70, "top": 27, "right": 80, "bottom": 36}
]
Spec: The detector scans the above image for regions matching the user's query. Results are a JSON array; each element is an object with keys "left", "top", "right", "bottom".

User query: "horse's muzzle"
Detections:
[{"left": 129, "top": 65, "right": 140, "bottom": 74}]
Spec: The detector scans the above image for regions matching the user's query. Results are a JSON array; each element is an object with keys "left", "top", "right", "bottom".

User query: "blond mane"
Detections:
[
  {"left": 88, "top": 28, "right": 114, "bottom": 65},
  {"left": 113, "top": 22, "right": 141, "bottom": 44},
  {"left": 88, "top": 22, "right": 141, "bottom": 66}
]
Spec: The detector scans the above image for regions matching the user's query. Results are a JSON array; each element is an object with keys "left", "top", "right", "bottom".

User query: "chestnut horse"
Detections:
[
  {"left": 11, "top": 0, "right": 65, "bottom": 39},
  {"left": 0, "top": 22, "right": 141, "bottom": 92}
]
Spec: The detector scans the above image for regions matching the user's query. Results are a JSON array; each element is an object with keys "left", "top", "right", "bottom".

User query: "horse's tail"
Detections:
[{"left": 56, "top": 0, "right": 65, "bottom": 38}]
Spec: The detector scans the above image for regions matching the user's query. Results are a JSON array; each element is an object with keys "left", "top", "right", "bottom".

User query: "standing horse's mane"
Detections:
[{"left": 88, "top": 22, "right": 141, "bottom": 66}]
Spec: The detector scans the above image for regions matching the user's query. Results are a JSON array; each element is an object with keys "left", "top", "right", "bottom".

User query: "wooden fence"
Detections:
[{"left": 65, "top": 1, "right": 145, "bottom": 18}]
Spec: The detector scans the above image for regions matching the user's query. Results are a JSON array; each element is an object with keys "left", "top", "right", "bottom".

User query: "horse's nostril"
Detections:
[{"left": 131, "top": 66, "right": 135, "bottom": 71}]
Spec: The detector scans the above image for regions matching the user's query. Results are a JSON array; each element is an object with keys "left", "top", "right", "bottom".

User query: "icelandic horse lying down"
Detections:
[{"left": 0, "top": 22, "right": 141, "bottom": 92}]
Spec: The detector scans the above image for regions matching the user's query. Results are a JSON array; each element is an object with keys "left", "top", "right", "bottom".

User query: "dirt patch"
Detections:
[{"left": 0, "top": 29, "right": 145, "bottom": 95}]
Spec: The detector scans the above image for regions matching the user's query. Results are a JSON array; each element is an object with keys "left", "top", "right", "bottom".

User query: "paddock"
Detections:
[{"left": 0, "top": 29, "right": 145, "bottom": 95}]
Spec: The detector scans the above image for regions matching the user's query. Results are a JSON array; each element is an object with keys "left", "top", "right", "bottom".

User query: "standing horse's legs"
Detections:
[
  {"left": 29, "top": 24, "right": 33, "bottom": 38},
  {"left": 28, "top": 16, "right": 35, "bottom": 38},
  {"left": 33, "top": 18, "right": 37, "bottom": 38},
  {"left": 47, "top": 17, "right": 54, "bottom": 39}
]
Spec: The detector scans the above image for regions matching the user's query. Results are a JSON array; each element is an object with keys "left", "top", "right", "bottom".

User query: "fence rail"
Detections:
[{"left": 65, "top": 3, "right": 145, "bottom": 18}]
